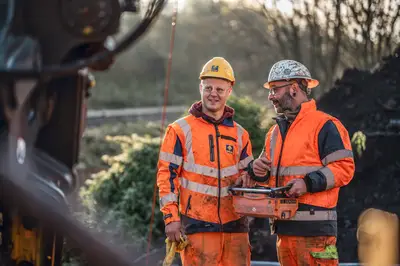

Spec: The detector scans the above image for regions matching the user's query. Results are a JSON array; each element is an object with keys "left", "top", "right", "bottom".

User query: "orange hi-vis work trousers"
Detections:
[
  {"left": 276, "top": 235, "right": 339, "bottom": 266},
  {"left": 180, "top": 232, "right": 251, "bottom": 266}
]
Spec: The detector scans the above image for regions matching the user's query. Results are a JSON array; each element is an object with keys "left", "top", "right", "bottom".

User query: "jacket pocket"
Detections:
[
  {"left": 185, "top": 195, "right": 192, "bottom": 215},
  {"left": 221, "top": 135, "right": 237, "bottom": 142}
]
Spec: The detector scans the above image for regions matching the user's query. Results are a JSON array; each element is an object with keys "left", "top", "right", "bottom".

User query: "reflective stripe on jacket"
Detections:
[
  {"left": 157, "top": 106, "right": 254, "bottom": 234},
  {"left": 262, "top": 99, "right": 355, "bottom": 236}
]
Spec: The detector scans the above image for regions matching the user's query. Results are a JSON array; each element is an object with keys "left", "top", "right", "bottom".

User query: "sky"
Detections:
[
  {"left": 264, "top": 0, "right": 294, "bottom": 15},
  {"left": 176, "top": 0, "right": 294, "bottom": 15}
]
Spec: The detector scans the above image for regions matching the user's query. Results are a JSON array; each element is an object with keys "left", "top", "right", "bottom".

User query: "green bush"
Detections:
[
  {"left": 79, "top": 121, "right": 162, "bottom": 168},
  {"left": 80, "top": 134, "right": 164, "bottom": 246}
]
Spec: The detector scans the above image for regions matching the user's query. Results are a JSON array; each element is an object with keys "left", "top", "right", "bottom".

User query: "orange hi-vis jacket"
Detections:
[
  {"left": 250, "top": 99, "right": 355, "bottom": 237},
  {"left": 157, "top": 102, "right": 254, "bottom": 234}
]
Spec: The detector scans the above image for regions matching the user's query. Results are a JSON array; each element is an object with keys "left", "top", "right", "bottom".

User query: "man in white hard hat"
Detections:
[{"left": 247, "top": 60, "right": 356, "bottom": 265}]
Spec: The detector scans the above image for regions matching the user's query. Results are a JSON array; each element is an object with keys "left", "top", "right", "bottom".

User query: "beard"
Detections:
[{"left": 272, "top": 91, "right": 294, "bottom": 114}]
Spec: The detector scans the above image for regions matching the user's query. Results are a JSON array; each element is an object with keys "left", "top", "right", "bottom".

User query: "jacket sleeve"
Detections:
[
  {"left": 304, "top": 120, "right": 355, "bottom": 193},
  {"left": 156, "top": 125, "right": 183, "bottom": 225},
  {"left": 238, "top": 130, "right": 254, "bottom": 174}
]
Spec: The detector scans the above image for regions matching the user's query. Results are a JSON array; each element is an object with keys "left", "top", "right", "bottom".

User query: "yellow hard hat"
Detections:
[{"left": 199, "top": 57, "right": 235, "bottom": 85}]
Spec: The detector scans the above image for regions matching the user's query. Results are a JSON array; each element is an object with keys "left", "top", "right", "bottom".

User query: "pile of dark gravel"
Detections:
[{"left": 319, "top": 46, "right": 400, "bottom": 135}]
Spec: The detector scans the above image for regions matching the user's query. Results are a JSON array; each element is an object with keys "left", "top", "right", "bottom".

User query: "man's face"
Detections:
[
  {"left": 199, "top": 78, "right": 232, "bottom": 113},
  {"left": 267, "top": 81, "right": 296, "bottom": 114}
]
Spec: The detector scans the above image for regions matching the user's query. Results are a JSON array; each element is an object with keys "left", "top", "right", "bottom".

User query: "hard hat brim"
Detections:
[
  {"left": 200, "top": 74, "right": 235, "bottom": 84},
  {"left": 263, "top": 78, "right": 319, "bottom": 89}
]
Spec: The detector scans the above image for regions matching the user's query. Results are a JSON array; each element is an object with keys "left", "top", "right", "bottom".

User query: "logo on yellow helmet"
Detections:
[{"left": 211, "top": 65, "right": 219, "bottom": 72}]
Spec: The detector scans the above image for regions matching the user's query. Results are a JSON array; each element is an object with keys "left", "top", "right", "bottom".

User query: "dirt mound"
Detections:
[{"left": 318, "top": 47, "right": 400, "bottom": 135}]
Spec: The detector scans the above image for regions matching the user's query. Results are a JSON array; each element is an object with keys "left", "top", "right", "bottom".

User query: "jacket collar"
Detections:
[
  {"left": 189, "top": 101, "right": 235, "bottom": 127},
  {"left": 275, "top": 99, "right": 317, "bottom": 123},
  {"left": 295, "top": 99, "right": 317, "bottom": 121},
  {"left": 273, "top": 99, "right": 317, "bottom": 138}
]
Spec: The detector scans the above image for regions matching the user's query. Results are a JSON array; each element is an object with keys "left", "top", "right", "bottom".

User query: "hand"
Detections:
[
  {"left": 235, "top": 172, "right": 256, "bottom": 187},
  {"left": 253, "top": 157, "right": 271, "bottom": 177},
  {"left": 165, "top": 221, "right": 182, "bottom": 242},
  {"left": 286, "top": 179, "right": 308, "bottom": 198}
]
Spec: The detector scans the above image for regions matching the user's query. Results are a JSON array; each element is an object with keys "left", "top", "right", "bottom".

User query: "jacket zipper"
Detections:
[
  {"left": 208, "top": 134, "right": 215, "bottom": 162},
  {"left": 214, "top": 124, "right": 223, "bottom": 230},
  {"left": 185, "top": 195, "right": 192, "bottom": 215}
]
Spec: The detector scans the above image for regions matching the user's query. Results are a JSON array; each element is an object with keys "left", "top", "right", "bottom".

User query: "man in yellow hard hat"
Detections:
[
  {"left": 247, "top": 59, "right": 355, "bottom": 265},
  {"left": 156, "top": 57, "right": 255, "bottom": 265}
]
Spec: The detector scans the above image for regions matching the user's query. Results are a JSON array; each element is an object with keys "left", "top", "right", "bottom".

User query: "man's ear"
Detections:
[{"left": 290, "top": 85, "right": 297, "bottom": 97}]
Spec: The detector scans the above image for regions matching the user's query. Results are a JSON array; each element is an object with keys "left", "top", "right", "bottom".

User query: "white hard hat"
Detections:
[{"left": 264, "top": 60, "right": 319, "bottom": 89}]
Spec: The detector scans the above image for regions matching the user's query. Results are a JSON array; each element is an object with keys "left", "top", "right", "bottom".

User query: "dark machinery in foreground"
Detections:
[{"left": 0, "top": 0, "right": 166, "bottom": 265}]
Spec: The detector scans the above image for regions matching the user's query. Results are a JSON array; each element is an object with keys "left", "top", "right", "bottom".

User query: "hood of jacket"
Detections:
[{"left": 188, "top": 101, "right": 234, "bottom": 125}]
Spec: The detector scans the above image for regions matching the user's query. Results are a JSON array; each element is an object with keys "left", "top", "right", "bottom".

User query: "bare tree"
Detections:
[
  {"left": 343, "top": 0, "right": 400, "bottom": 68},
  {"left": 227, "top": 0, "right": 400, "bottom": 95}
]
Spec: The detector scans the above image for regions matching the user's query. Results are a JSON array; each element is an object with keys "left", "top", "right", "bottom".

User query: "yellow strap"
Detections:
[{"left": 162, "top": 235, "right": 189, "bottom": 266}]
